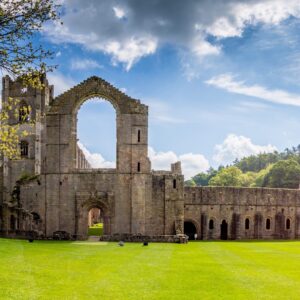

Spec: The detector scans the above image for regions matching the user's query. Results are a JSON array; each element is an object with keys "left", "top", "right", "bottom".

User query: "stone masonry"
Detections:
[{"left": 0, "top": 75, "right": 299, "bottom": 241}]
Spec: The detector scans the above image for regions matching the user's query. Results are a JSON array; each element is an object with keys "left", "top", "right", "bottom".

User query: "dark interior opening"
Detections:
[
  {"left": 266, "top": 218, "right": 271, "bottom": 230},
  {"left": 220, "top": 220, "right": 228, "bottom": 240},
  {"left": 184, "top": 221, "right": 197, "bottom": 240},
  {"left": 245, "top": 218, "right": 250, "bottom": 230}
]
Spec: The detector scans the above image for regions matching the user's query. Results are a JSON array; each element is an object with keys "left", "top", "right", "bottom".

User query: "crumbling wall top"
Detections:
[{"left": 49, "top": 76, "right": 148, "bottom": 115}]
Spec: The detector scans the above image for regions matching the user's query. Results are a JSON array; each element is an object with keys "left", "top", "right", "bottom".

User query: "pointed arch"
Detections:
[{"left": 49, "top": 76, "right": 148, "bottom": 115}]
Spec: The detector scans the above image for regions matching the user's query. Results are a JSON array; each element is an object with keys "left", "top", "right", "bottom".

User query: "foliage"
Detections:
[
  {"left": 0, "top": 97, "right": 30, "bottom": 159},
  {"left": 233, "top": 146, "right": 300, "bottom": 173},
  {"left": 0, "top": 0, "right": 60, "bottom": 83},
  {"left": 0, "top": 0, "right": 59, "bottom": 158},
  {"left": 187, "top": 144, "right": 300, "bottom": 189},
  {"left": 185, "top": 167, "right": 218, "bottom": 186},
  {"left": 252, "top": 164, "right": 274, "bottom": 187},
  {"left": 262, "top": 159, "right": 300, "bottom": 189},
  {"left": 208, "top": 166, "right": 243, "bottom": 187},
  {"left": 240, "top": 171, "right": 258, "bottom": 187}
]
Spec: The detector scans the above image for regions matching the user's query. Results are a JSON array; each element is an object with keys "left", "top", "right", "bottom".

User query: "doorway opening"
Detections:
[
  {"left": 184, "top": 221, "right": 197, "bottom": 240},
  {"left": 220, "top": 220, "right": 228, "bottom": 240},
  {"left": 88, "top": 208, "right": 103, "bottom": 236},
  {"left": 76, "top": 97, "right": 116, "bottom": 169}
]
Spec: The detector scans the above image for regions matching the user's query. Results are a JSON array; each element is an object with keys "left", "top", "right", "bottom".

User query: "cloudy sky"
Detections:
[{"left": 34, "top": 0, "right": 300, "bottom": 178}]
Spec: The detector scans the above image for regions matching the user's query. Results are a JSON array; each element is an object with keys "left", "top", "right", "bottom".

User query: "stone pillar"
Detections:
[
  {"left": 231, "top": 213, "right": 241, "bottom": 240},
  {"left": 254, "top": 212, "right": 262, "bottom": 239},
  {"left": 201, "top": 213, "right": 208, "bottom": 240}
]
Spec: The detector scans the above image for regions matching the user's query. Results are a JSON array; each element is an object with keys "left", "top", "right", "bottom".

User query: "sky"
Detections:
[{"left": 18, "top": 0, "right": 300, "bottom": 178}]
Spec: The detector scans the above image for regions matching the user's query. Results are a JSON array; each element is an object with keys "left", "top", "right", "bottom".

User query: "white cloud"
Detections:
[
  {"left": 192, "top": 37, "right": 221, "bottom": 57},
  {"left": 71, "top": 59, "right": 103, "bottom": 70},
  {"left": 43, "top": 0, "right": 300, "bottom": 70},
  {"left": 103, "top": 37, "right": 157, "bottom": 71},
  {"left": 149, "top": 147, "right": 209, "bottom": 179},
  {"left": 47, "top": 72, "right": 75, "bottom": 96},
  {"left": 45, "top": 19, "right": 157, "bottom": 71},
  {"left": 206, "top": 0, "right": 300, "bottom": 39},
  {"left": 78, "top": 142, "right": 115, "bottom": 168},
  {"left": 206, "top": 73, "right": 300, "bottom": 107},
  {"left": 113, "top": 6, "right": 126, "bottom": 19},
  {"left": 77, "top": 144, "right": 209, "bottom": 178},
  {"left": 213, "top": 134, "right": 277, "bottom": 165}
]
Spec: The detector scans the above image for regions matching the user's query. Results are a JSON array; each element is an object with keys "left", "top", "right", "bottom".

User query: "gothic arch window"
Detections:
[
  {"left": 266, "top": 218, "right": 271, "bottom": 230},
  {"left": 286, "top": 218, "right": 291, "bottom": 230},
  {"left": 19, "top": 101, "right": 30, "bottom": 122},
  {"left": 209, "top": 219, "right": 214, "bottom": 230},
  {"left": 20, "top": 141, "right": 29, "bottom": 157},
  {"left": 245, "top": 218, "right": 250, "bottom": 230}
]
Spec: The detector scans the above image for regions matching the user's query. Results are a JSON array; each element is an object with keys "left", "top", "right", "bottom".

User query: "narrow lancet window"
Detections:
[
  {"left": 286, "top": 218, "right": 291, "bottom": 230},
  {"left": 20, "top": 141, "right": 29, "bottom": 157},
  {"left": 245, "top": 218, "right": 250, "bottom": 230},
  {"left": 138, "top": 130, "right": 141, "bottom": 143},
  {"left": 266, "top": 218, "right": 271, "bottom": 230},
  {"left": 209, "top": 219, "right": 214, "bottom": 230}
]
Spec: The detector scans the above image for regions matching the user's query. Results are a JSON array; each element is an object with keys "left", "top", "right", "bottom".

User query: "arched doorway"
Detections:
[
  {"left": 220, "top": 220, "right": 228, "bottom": 240},
  {"left": 76, "top": 193, "right": 112, "bottom": 239},
  {"left": 184, "top": 221, "right": 197, "bottom": 240},
  {"left": 88, "top": 207, "right": 104, "bottom": 237}
]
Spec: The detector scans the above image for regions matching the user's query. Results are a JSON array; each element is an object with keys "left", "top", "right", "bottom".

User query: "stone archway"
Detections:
[
  {"left": 220, "top": 220, "right": 228, "bottom": 240},
  {"left": 75, "top": 191, "right": 114, "bottom": 239},
  {"left": 42, "top": 76, "right": 153, "bottom": 238},
  {"left": 46, "top": 76, "right": 149, "bottom": 173},
  {"left": 76, "top": 192, "right": 113, "bottom": 239},
  {"left": 184, "top": 220, "right": 198, "bottom": 240}
]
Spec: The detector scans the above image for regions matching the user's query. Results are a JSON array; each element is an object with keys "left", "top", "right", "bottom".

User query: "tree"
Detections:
[
  {"left": 263, "top": 159, "right": 300, "bottom": 189},
  {"left": 234, "top": 152, "right": 280, "bottom": 173},
  {"left": 191, "top": 167, "right": 217, "bottom": 186},
  {"left": 0, "top": 0, "right": 59, "bottom": 159},
  {"left": 208, "top": 166, "right": 243, "bottom": 187},
  {"left": 0, "top": 0, "right": 60, "bottom": 85},
  {"left": 0, "top": 97, "right": 30, "bottom": 159},
  {"left": 240, "top": 171, "right": 257, "bottom": 187}
]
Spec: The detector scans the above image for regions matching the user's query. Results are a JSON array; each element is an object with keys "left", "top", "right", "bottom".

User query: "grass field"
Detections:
[
  {"left": 1, "top": 239, "right": 300, "bottom": 299},
  {"left": 88, "top": 223, "right": 103, "bottom": 236}
]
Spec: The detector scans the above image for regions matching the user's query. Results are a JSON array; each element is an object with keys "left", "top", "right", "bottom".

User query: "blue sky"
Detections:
[{"left": 34, "top": 0, "right": 300, "bottom": 178}]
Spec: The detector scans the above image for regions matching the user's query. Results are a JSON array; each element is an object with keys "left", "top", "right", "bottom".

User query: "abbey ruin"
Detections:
[{"left": 1, "top": 75, "right": 300, "bottom": 241}]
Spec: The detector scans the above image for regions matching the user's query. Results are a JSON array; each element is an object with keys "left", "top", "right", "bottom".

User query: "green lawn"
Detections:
[
  {"left": 1, "top": 239, "right": 300, "bottom": 299},
  {"left": 88, "top": 223, "right": 103, "bottom": 236}
]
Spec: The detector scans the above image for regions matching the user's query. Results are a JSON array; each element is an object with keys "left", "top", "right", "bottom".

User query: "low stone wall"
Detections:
[{"left": 99, "top": 234, "right": 188, "bottom": 243}]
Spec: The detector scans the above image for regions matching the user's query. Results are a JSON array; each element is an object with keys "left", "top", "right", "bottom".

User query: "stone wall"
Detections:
[
  {"left": 184, "top": 186, "right": 300, "bottom": 240},
  {"left": 3, "top": 74, "right": 300, "bottom": 242}
]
